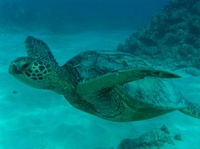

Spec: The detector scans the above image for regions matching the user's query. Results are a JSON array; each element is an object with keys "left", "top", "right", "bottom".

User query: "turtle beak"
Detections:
[
  {"left": 9, "top": 57, "right": 29, "bottom": 75},
  {"left": 8, "top": 64, "right": 13, "bottom": 74},
  {"left": 9, "top": 63, "right": 22, "bottom": 75},
  {"left": 8, "top": 62, "right": 14, "bottom": 74}
]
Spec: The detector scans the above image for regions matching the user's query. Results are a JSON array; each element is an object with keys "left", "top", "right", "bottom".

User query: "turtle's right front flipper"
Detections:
[{"left": 77, "top": 68, "right": 181, "bottom": 94}]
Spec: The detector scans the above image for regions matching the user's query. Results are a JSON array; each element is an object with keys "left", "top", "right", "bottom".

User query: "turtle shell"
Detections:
[{"left": 66, "top": 51, "right": 151, "bottom": 81}]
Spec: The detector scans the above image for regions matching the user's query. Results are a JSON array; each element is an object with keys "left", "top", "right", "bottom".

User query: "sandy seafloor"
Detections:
[{"left": 1, "top": 30, "right": 200, "bottom": 149}]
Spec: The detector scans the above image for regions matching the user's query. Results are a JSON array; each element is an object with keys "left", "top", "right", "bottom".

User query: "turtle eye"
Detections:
[{"left": 21, "top": 63, "right": 30, "bottom": 70}]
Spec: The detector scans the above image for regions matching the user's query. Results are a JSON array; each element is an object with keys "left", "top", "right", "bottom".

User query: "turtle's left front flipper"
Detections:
[
  {"left": 77, "top": 68, "right": 181, "bottom": 94},
  {"left": 25, "top": 36, "right": 57, "bottom": 64},
  {"left": 179, "top": 100, "right": 200, "bottom": 120}
]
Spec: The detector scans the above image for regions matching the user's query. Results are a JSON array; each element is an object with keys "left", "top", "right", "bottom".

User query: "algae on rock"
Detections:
[{"left": 117, "top": 0, "right": 200, "bottom": 75}]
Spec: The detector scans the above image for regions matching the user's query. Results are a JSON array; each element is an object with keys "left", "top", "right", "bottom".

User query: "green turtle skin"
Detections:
[{"left": 9, "top": 36, "right": 200, "bottom": 122}]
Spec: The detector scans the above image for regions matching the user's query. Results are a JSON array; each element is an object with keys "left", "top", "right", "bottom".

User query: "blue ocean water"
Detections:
[
  {"left": 0, "top": 0, "right": 168, "bottom": 33},
  {"left": 1, "top": 0, "right": 200, "bottom": 149}
]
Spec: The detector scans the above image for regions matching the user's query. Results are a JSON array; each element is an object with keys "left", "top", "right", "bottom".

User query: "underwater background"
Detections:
[{"left": 0, "top": 0, "right": 200, "bottom": 148}]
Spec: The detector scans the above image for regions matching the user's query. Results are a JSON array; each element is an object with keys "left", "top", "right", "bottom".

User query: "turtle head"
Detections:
[{"left": 9, "top": 57, "right": 55, "bottom": 89}]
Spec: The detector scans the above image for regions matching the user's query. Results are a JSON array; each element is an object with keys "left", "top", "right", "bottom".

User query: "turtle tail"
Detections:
[{"left": 179, "top": 100, "right": 200, "bottom": 119}]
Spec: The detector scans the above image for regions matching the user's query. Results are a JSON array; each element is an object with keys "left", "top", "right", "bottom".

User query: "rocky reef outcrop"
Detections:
[
  {"left": 117, "top": 125, "right": 182, "bottom": 149},
  {"left": 117, "top": 0, "right": 200, "bottom": 75}
]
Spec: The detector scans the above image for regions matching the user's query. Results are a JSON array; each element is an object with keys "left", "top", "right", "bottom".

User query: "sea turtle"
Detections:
[{"left": 9, "top": 36, "right": 200, "bottom": 122}]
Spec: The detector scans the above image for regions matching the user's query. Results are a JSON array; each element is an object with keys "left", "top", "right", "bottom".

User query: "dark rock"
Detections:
[
  {"left": 160, "top": 124, "right": 170, "bottom": 134},
  {"left": 174, "top": 134, "right": 182, "bottom": 141},
  {"left": 117, "top": 125, "right": 177, "bottom": 149},
  {"left": 13, "top": 90, "right": 18, "bottom": 94}
]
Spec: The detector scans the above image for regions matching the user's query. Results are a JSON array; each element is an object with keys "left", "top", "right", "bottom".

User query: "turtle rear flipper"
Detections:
[
  {"left": 77, "top": 68, "right": 181, "bottom": 94},
  {"left": 179, "top": 100, "right": 200, "bottom": 119},
  {"left": 25, "top": 36, "right": 57, "bottom": 64}
]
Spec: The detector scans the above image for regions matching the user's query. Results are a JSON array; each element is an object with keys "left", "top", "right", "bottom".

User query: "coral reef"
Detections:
[
  {"left": 117, "top": 0, "right": 200, "bottom": 75},
  {"left": 117, "top": 125, "right": 182, "bottom": 149}
]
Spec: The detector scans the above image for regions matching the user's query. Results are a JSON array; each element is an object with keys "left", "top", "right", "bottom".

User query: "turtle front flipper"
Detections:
[
  {"left": 77, "top": 68, "right": 181, "bottom": 94},
  {"left": 179, "top": 100, "right": 200, "bottom": 119},
  {"left": 25, "top": 36, "right": 57, "bottom": 64}
]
